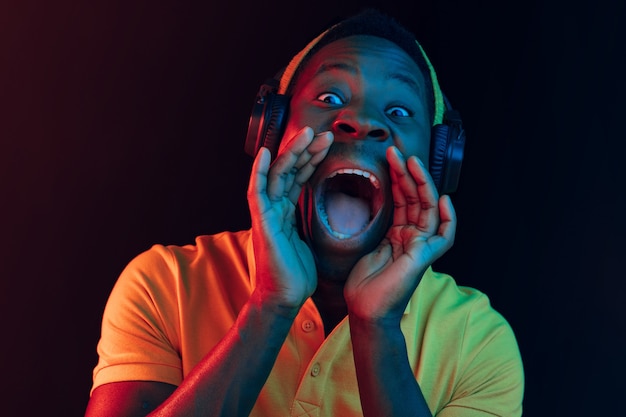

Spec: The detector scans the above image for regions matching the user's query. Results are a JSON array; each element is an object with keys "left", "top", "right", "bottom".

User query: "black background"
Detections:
[{"left": 2, "top": 0, "right": 625, "bottom": 415}]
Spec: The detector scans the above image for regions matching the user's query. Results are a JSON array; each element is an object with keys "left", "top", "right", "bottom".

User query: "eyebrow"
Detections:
[
  {"left": 314, "top": 62, "right": 357, "bottom": 77},
  {"left": 313, "top": 61, "right": 422, "bottom": 97}
]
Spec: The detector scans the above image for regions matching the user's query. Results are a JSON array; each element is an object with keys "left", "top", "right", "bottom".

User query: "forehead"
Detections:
[{"left": 293, "top": 35, "right": 426, "bottom": 97}]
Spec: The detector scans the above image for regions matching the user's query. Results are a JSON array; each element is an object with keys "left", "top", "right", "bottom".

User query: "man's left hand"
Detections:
[{"left": 344, "top": 146, "right": 457, "bottom": 322}]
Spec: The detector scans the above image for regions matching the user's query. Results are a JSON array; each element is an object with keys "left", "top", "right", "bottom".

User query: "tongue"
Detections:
[{"left": 325, "top": 190, "right": 370, "bottom": 235}]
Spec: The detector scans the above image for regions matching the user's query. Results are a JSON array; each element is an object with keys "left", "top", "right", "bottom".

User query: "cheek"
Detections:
[
  {"left": 277, "top": 113, "right": 303, "bottom": 154},
  {"left": 395, "top": 128, "right": 431, "bottom": 165},
  {"left": 279, "top": 103, "right": 330, "bottom": 153}
]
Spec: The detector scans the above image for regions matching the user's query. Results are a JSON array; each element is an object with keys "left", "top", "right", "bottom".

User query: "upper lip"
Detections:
[{"left": 310, "top": 153, "right": 389, "bottom": 191}]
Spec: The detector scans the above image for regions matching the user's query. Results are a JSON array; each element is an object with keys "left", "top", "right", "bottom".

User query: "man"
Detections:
[{"left": 86, "top": 9, "right": 524, "bottom": 417}]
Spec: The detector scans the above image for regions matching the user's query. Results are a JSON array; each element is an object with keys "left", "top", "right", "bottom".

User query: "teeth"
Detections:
[
  {"left": 331, "top": 231, "right": 351, "bottom": 240},
  {"left": 327, "top": 168, "right": 380, "bottom": 189}
]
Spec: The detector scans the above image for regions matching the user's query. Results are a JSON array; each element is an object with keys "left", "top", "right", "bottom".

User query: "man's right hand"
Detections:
[{"left": 247, "top": 126, "right": 333, "bottom": 310}]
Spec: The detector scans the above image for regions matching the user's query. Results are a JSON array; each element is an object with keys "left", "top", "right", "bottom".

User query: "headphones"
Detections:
[{"left": 244, "top": 74, "right": 466, "bottom": 195}]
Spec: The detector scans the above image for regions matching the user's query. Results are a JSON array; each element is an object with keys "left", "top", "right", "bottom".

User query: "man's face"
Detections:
[{"left": 282, "top": 35, "right": 431, "bottom": 279}]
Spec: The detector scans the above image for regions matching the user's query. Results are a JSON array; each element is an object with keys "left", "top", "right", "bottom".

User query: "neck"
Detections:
[{"left": 312, "top": 276, "right": 348, "bottom": 337}]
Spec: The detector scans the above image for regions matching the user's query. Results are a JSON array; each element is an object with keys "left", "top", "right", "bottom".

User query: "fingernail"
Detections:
[{"left": 392, "top": 146, "right": 404, "bottom": 160}]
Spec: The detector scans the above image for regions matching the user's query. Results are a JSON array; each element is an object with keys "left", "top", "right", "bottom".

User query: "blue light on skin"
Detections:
[{"left": 279, "top": 35, "right": 432, "bottom": 284}]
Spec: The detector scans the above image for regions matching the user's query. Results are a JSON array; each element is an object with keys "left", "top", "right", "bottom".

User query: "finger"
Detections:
[
  {"left": 247, "top": 147, "right": 272, "bottom": 217},
  {"left": 347, "top": 239, "right": 393, "bottom": 289},
  {"left": 267, "top": 127, "right": 314, "bottom": 201},
  {"left": 406, "top": 155, "right": 439, "bottom": 234},
  {"left": 288, "top": 131, "right": 334, "bottom": 202},
  {"left": 437, "top": 194, "right": 457, "bottom": 244},
  {"left": 420, "top": 195, "right": 457, "bottom": 261},
  {"left": 292, "top": 131, "right": 332, "bottom": 170},
  {"left": 387, "top": 146, "right": 408, "bottom": 226}
]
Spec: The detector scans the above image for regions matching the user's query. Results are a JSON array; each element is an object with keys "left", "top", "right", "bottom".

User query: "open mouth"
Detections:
[{"left": 317, "top": 168, "right": 383, "bottom": 240}]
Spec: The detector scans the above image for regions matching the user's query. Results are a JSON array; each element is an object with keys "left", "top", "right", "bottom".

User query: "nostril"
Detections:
[
  {"left": 336, "top": 123, "right": 357, "bottom": 134},
  {"left": 332, "top": 120, "right": 388, "bottom": 140},
  {"left": 370, "top": 129, "right": 386, "bottom": 138}
]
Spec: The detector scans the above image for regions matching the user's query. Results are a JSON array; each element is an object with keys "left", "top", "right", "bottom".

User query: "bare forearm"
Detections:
[
  {"left": 151, "top": 290, "right": 298, "bottom": 417},
  {"left": 349, "top": 315, "right": 432, "bottom": 417}
]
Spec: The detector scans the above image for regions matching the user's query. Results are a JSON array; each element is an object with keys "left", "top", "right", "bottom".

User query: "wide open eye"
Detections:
[
  {"left": 317, "top": 92, "right": 344, "bottom": 105},
  {"left": 386, "top": 106, "right": 412, "bottom": 117}
]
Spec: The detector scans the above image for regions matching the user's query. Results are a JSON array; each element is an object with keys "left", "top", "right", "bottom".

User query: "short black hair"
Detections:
[{"left": 285, "top": 8, "right": 435, "bottom": 124}]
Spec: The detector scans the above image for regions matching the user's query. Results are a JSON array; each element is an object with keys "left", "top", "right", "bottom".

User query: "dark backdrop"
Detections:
[{"left": 2, "top": 0, "right": 624, "bottom": 415}]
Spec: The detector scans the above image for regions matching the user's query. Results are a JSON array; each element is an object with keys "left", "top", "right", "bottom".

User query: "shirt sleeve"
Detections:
[
  {"left": 91, "top": 245, "right": 184, "bottom": 394},
  {"left": 437, "top": 294, "right": 525, "bottom": 417}
]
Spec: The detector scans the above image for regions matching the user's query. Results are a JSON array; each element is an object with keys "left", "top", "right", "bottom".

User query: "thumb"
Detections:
[{"left": 349, "top": 239, "right": 393, "bottom": 283}]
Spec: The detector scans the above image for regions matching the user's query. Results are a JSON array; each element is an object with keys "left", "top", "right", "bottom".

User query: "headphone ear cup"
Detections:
[
  {"left": 429, "top": 124, "right": 449, "bottom": 192},
  {"left": 260, "top": 93, "right": 289, "bottom": 160},
  {"left": 244, "top": 77, "right": 289, "bottom": 161}
]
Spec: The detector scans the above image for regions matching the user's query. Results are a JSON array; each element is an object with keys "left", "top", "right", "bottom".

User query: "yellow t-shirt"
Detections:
[{"left": 92, "top": 230, "right": 524, "bottom": 416}]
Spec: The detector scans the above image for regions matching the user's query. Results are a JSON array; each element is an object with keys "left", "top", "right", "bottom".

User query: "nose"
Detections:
[{"left": 331, "top": 104, "right": 389, "bottom": 141}]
